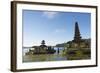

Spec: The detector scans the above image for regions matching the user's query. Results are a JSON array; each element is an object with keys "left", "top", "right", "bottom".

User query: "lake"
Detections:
[{"left": 22, "top": 47, "right": 68, "bottom": 62}]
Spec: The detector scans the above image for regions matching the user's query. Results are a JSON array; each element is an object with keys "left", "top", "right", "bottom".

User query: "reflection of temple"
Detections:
[{"left": 67, "top": 22, "right": 90, "bottom": 48}]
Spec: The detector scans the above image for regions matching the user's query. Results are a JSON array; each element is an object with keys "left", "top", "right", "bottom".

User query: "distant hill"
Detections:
[{"left": 55, "top": 43, "right": 67, "bottom": 47}]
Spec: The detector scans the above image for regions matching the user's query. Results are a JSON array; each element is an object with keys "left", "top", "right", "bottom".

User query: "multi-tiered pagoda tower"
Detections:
[{"left": 73, "top": 22, "right": 82, "bottom": 43}]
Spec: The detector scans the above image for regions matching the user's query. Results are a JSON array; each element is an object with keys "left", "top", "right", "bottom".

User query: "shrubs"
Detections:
[
  {"left": 66, "top": 48, "right": 91, "bottom": 60},
  {"left": 67, "top": 51, "right": 76, "bottom": 55}
]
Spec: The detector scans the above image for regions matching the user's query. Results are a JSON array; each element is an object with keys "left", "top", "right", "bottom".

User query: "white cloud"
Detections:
[{"left": 43, "top": 11, "right": 58, "bottom": 19}]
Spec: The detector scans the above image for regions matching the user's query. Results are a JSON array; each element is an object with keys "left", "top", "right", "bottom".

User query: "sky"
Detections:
[{"left": 23, "top": 10, "right": 91, "bottom": 47}]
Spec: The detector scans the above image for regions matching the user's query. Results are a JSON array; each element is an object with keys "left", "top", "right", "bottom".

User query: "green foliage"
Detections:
[{"left": 65, "top": 48, "right": 91, "bottom": 60}]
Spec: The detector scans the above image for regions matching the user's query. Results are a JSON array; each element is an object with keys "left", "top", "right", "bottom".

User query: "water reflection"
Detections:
[{"left": 23, "top": 47, "right": 67, "bottom": 62}]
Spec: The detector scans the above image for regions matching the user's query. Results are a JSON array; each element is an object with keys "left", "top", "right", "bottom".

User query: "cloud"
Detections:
[
  {"left": 43, "top": 11, "right": 58, "bottom": 19},
  {"left": 55, "top": 29, "right": 66, "bottom": 33}
]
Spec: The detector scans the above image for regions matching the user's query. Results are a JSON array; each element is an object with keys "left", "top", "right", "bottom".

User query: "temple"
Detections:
[
  {"left": 67, "top": 22, "right": 90, "bottom": 48},
  {"left": 26, "top": 40, "right": 56, "bottom": 55},
  {"left": 66, "top": 22, "right": 91, "bottom": 60},
  {"left": 33, "top": 40, "right": 48, "bottom": 54},
  {"left": 73, "top": 22, "right": 81, "bottom": 43}
]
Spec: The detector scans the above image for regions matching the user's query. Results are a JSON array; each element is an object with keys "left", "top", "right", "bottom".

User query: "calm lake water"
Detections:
[{"left": 22, "top": 47, "right": 67, "bottom": 62}]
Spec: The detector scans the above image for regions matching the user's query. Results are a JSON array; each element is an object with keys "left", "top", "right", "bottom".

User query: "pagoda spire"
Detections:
[
  {"left": 74, "top": 22, "right": 81, "bottom": 43},
  {"left": 41, "top": 40, "right": 45, "bottom": 45}
]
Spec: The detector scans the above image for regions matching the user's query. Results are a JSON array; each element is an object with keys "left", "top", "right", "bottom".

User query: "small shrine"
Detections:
[
  {"left": 33, "top": 40, "right": 48, "bottom": 54},
  {"left": 28, "top": 40, "right": 56, "bottom": 54}
]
